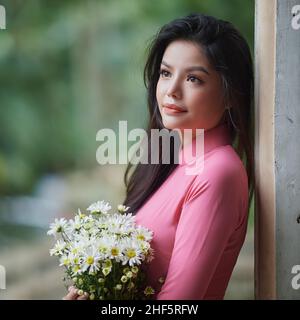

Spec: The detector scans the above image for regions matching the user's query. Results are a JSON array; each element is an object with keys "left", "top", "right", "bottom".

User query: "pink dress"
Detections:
[{"left": 134, "top": 123, "right": 249, "bottom": 300}]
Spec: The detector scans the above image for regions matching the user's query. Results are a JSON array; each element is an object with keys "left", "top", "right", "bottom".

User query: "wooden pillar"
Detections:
[{"left": 255, "top": 0, "right": 300, "bottom": 299}]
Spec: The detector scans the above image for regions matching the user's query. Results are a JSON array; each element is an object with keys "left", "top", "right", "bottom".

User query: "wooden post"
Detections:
[{"left": 255, "top": 0, "right": 300, "bottom": 299}]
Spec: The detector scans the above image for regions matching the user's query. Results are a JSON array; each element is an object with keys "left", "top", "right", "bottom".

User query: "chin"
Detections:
[{"left": 162, "top": 120, "right": 182, "bottom": 130}]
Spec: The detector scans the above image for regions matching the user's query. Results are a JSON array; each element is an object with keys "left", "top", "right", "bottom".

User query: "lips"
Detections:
[{"left": 163, "top": 103, "right": 187, "bottom": 112}]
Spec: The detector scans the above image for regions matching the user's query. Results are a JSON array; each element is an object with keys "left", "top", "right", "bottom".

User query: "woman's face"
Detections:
[{"left": 156, "top": 40, "right": 225, "bottom": 133}]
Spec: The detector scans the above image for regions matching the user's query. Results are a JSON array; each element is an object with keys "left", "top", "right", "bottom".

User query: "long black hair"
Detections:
[{"left": 123, "top": 13, "right": 254, "bottom": 214}]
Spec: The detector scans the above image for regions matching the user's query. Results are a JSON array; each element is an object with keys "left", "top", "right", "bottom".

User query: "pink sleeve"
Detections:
[{"left": 156, "top": 166, "right": 245, "bottom": 300}]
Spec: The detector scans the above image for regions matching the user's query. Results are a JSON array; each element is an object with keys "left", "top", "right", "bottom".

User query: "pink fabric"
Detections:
[{"left": 134, "top": 123, "right": 249, "bottom": 300}]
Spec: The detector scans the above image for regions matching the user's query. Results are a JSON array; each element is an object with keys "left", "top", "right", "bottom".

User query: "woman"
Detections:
[{"left": 64, "top": 12, "right": 254, "bottom": 300}]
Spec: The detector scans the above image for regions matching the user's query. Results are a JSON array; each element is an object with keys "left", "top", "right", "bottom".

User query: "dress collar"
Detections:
[{"left": 178, "top": 123, "right": 232, "bottom": 166}]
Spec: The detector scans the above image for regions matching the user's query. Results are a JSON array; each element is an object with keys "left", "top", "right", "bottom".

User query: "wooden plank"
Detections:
[{"left": 254, "top": 0, "right": 276, "bottom": 299}]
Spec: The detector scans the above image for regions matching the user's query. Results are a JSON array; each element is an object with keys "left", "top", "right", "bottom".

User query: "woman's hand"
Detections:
[{"left": 62, "top": 286, "right": 89, "bottom": 300}]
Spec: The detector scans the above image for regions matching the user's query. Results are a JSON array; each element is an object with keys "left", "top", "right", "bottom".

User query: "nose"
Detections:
[{"left": 166, "top": 77, "right": 182, "bottom": 99}]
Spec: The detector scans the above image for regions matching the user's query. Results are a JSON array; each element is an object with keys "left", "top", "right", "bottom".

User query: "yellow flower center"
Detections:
[
  {"left": 73, "top": 265, "right": 80, "bottom": 273},
  {"left": 63, "top": 258, "right": 70, "bottom": 266},
  {"left": 86, "top": 256, "right": 94, "bottom": 265},
  {"left": 111, "top": 247, "right": 119, "bottom": 256},
  {"left": 137, "top": 234, "right": 145, "bottom": 241},
  {"left": 99, "top": 246, "right": 108, "bottom": 253},
  {"left": 126, "top": 249, "right": 136, "bottom": 258}
]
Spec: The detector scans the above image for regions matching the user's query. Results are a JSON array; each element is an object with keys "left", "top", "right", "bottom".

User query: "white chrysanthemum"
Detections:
[
  {"left": 73, "top": 228, "right": 91, "bottom": 242},
  {"left": 81, "top": 246, "right": 101, "bottom": 274},
  {"left": 86, "top": 200, "right": 112, "bottom": 214},
  {"left": 108, "top": 242, "right": 123, "bottom": 263},
  {"left": 80, "top": 217, "right": 99, "bottom": 238},
  {"left": 138, "top": 240, "right": 150, "bottom": 252},
  {"left": 121, "top": 240, "right": 143, "bottom": 266},
  {"left": 96, "top": 235, "right": 121, "bottom": 259},
  {"left": 106, "top": 213, "right": 135, "bottom": 236},
  {"left": 67, "top": 215, "right": 82, "bottom": 234},
  {"left": 76, "top": 208, "right": 89, "bottom": 222},
  {"left": 82, "top": 221, "right": 96, "bottom": 231},
  {"left": 73, "top": 223, "right": 100, "bottom": 242},
  {"left": 75, "top": 235, "right": 98, "bottom": 253},
  {"left": 68, "top": 252, "right": 83, "bottom": 266},
  {"left": 47, "top": 218, "right": 68, "bottom": 236},
  {"left": 68, "top": 240, "right": 85, "bottom": 256},
  {"left": 96, "top": 220, "right": 109, "bottom": 231},
  {"left": 59, "top": 255, "right": 71, "bottom": 267},
  {"left": 48, "top": 200, "right": 156, "bottom": 293},
  {"left": 50, "top": 240, "right": 67, "bottom": 256},
  {"left": 94, "top": 237, "right": 112, "bottom": 258},
  {"left": 117, "top": 205, "right": 130, "bottom": 213},
  {"left": 134, "top": 225, "right": 154, "bottom": 242},
  {"left": 138, "top": 240, "right": 154, "bottom": 262},
  {"left": 71, "top": 264, "right": 82, "bottom": 275},
  {"left": 146, "top": 247, "right": 155, "bottom": 263}
]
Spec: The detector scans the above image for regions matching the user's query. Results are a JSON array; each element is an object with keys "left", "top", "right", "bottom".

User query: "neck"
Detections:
[
  {"left": 177, "top": 122, "right": 232, "bottom": 166},
  {"left": 179, "top": 122, "right": 226, "bottom": 149}
]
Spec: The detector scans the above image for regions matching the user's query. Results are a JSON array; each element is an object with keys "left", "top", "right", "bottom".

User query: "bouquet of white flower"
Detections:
[{"left": 47, "top": 200, "right": 155, "bottom": 300}]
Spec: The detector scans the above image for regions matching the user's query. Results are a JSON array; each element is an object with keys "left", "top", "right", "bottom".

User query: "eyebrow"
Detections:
[{"left": 161, "top": 60, "right": 210, "bottom": 75}]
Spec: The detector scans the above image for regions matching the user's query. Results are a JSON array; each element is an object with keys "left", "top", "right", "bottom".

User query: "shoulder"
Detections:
[
  {"left": 184, "top": 145, "right": 248, "bottom": 202},
  {"left": 206, "top": 145, "right": 247, "bottom": 183}
]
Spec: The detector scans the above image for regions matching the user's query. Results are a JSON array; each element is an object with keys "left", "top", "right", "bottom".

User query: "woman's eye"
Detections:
[
  {"left": 159, "top": 69, "right": 170, "bottom": 77},
  {"left": 159, "top": 69, "right": 204, "bottom": 84},
  {"left": 187, "top": 76, "right": 203, "bottom": 84}
]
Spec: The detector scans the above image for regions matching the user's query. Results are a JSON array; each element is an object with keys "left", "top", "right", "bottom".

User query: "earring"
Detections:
[{"left": 226, "top": 106, "right": 239, "bottom": 131}]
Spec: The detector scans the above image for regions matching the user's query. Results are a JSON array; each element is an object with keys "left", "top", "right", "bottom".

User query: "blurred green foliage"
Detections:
[{"left": 0, "top": 0, "right": 254, "bottom": 195}]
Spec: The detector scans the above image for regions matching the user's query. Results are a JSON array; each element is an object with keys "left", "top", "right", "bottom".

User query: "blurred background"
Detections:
[{"left": 0, "top": 0, "right": 254, "bottom": 299}]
